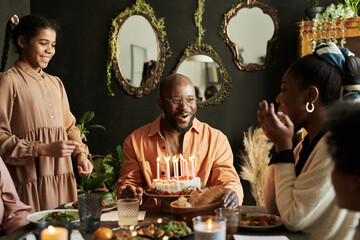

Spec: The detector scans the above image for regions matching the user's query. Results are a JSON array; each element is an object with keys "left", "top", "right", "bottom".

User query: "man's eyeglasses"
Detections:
[{"left": 162, "top": 97, "right": 197, "bottom": 107}]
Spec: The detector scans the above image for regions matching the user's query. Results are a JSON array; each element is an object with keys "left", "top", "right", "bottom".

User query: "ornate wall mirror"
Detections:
[
  {"left": 106, "top": 0, "right": 171, "bottom": 97},
  {"left": 222, "top": 0, "right": 279, "bottom": 72},
  {"left": 174, "top": 0, "right": 231, "bottom": 107},
  {"left": 175, "top": 44, "right": 231, "bottom": 106}
]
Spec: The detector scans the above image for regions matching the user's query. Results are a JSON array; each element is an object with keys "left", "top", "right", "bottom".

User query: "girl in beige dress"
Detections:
[{"left": 0, "top": 15, "right": 93, "bottom": 211}]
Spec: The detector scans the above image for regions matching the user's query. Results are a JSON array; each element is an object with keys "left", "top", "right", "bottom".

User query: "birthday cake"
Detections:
[{"left": 150, "top": 176, "right": 202, "bottom": 195}]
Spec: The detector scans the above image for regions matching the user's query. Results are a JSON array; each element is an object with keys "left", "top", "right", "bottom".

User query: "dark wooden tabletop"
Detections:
[{"left": 7, "top": 205, "right": 308, "bottom": 240}]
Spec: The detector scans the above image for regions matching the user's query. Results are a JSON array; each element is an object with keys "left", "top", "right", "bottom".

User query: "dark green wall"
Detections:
[
  {"left": 27, "top": 0, "right": 333, "bottom": 205},
  {"left": 0, "top": 0, "right": 30, "bottom": 70}
]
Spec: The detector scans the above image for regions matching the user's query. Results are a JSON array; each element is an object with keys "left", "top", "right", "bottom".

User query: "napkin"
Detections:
[
  {"left": 234, "top": 235, "right": 289, "bottom": 240},
  {"left": 100, "top": 210, "right": 146, "bottom": 221}
]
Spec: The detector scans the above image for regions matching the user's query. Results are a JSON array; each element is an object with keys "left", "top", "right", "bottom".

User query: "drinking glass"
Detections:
[
  {"left": 193, "top": 215, "right": 226, "bottom": 240},
  {"left": 117, "top": 199, "right": 139, "bottom": 228},
  {"left": 215, "top": 208, "right": 240, "bottom": 236},
  {"left": 78, "top": 193, "right": 102, "bottom": 233}
]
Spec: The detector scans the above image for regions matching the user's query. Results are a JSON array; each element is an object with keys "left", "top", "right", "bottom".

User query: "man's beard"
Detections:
[{"left": 165, "top": 111, "right": 196, "bottom": 133}]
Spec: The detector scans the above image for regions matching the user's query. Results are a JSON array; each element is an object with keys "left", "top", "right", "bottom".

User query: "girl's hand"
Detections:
[
  {"left": 38, "top": 140, "right": 81, "bottom": 157},
  {"left": 76, "top": 153, "right": 93, "bottom": 176},
  {"left": 257, "top": 100, "right": 294, "bottom": 152}
]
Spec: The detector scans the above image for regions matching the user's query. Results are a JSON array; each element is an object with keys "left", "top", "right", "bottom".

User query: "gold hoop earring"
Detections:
[{"left": 306, "top": 102, "right": 314, "bottom": 113}]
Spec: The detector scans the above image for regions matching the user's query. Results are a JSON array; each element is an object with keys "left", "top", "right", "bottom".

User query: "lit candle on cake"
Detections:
[
  {"left": 189, "top": 155, "right": 195, "bottom": 179},
  {"left": 185, "top": 161, "right": 189, "bottom": 180},
  {"left": 164, "top": 156, "right": 170, "bottom": 179},
  {"left": 156, "top": 157, "right": 160, "bottom": 179},
  {"left": 180, "top": 154, "right": 185, "bottom": 177},
  {"left": 173, "top": 156, "right": 179, "bottom": 180},
  {"left": 41, "top": 225, "right": 68, "bottom": 240},
  {"left": 172, "top": 156, "right": 177, "bottom": 179}
]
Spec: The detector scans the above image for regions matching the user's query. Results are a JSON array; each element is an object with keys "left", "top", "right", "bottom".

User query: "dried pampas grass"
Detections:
[{"left": 238, "top": 127, "right": 273, "bottom": 206}]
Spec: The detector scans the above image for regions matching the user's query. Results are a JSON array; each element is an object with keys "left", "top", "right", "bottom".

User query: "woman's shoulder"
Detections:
[
  {"left": 43, "top": 71, "right": 61, "bottom": 81},
  {"left": 42, "top": 71, "right": 65, "bottom": 87},
  {"left": 0, "top": 65, "right": 20, "bottom": 85}
]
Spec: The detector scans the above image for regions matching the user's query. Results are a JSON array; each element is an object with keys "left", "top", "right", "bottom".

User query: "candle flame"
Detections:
[
  {"left": 189, "top": 155, "right": 194, "bottom": 161},
  {"left": 180, "top": 154, "right": 185, "bottom": 161},
  {"left": 157, "top": 157, "right": 160, "bottom": 162},
  {"left": 48, "top": 225, "right": 55, "bottom": 233},
  {"left": 207, "top": 219, "right": 213, "bottom": 229},
  {"left": 173, "top": 156, "right": 178, "bottom": 163},
  {"left": 164, "top": 156, "right": 170, "bottom": 162},
  {"left": 157, "top": 218, "right": 163, "bottom": 223}
]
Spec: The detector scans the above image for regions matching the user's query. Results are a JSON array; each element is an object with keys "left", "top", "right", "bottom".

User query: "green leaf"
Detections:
[
  {"left": 79, "top": 111, "right": 95, "bottom": 124},
  {"left": 93, "top": 158, "right": 105, "bottom": 172},
  {"left": 88, "top": 174, "right": 108, "bottom": 190},
  {"left": 116, "top": 145, "right": 123, "bottom": 162},
  {"left": 79, "top": 175, "right": 91, "bottom": 191},
  {"left": 88, "top": 125, "right": 106, "bottom": 132},
  {"left": 96, "top": 191, "right": 114, "bottom": 201}
]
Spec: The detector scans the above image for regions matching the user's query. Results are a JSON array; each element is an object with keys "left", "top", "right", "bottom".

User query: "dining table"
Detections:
[{"left": 7, "top": 205, "right": 308, "bottom": 240}]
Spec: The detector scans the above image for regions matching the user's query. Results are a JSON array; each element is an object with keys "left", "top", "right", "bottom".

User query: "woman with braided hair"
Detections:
[
  {"left": 257, "top": 42, "right": 360, "bottom": 239},
  {"left": 0, "top": 14, "right": 93, "bottom": 211}
]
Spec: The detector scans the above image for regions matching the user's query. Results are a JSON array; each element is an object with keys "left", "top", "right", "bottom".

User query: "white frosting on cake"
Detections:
[{"left": 152, "top": 177, "right": 201, "bottom": 193}]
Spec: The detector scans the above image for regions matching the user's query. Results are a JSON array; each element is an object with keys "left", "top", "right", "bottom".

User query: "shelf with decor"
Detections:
[{"left": 295, "top": 17, "right": 360, "bottom": 58}]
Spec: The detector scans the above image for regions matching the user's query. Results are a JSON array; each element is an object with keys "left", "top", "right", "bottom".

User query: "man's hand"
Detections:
[
  {"left": 120, "top": 185, "right": 143, "bottom": 202},
  {"left": 223, "top": 188, "right": 239, "bottom": 208}
]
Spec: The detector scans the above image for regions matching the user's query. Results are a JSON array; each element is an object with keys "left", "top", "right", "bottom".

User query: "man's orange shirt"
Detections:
[{"left": 117, "top": 114, "right": 244, "bottom": 204}]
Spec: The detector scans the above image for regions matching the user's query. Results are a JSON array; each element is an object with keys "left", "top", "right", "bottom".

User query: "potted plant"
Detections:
[
  {"left": 310, "top": 3, "right": 355, "bottom": 50},
  {"left": 75, "top": 111, "right": 123, "bottom": 201},
  {"left": 344, "top": 0, "right": 360, "bottom": 17},
  {"left": 305, "top": 0, "right": 325, "bottom": 20}
]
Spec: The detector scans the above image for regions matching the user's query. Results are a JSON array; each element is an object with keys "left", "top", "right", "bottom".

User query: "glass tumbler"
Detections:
[
  {"left": 78, "top": 193, "right": 102, "bottom": 233},
  {"left": 215, "top": 208, "right": 240, "bottom": 236},
  {"left": 117, "top": 199, "right": 139, "bottom": 228}
]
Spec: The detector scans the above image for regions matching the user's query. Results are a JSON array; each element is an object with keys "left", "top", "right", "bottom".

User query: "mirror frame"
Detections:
[
  {"left": 174, "top": 43, "right": 232, "bottom": 107},
  {"left": 222, "top": 0, "right": 279, "bottom": 72},
  {"left": 106, "top": 0, "right": 171, "bottom": 97}
]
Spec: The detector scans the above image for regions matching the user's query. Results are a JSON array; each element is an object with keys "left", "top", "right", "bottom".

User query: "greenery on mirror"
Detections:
[
  {"left": 182, "top": 43, "right": 232, "bottom": 107},
  {"left": 177, "top": 0, "right": 232, "bottom": 106},
  {"left": 106, "top": 0, "right": 172, "bottom": 96},
  {"left": 76, "top": 111, "right": 123, "bottom": 201},
  {"left": 310, "top": 3, "right": 355, "bottom": 50},
  {"left": 195, "top": 0, "right": 206, "bottom": 45}
]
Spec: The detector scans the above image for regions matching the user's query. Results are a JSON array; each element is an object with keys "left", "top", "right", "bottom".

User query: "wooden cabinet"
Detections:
[{"left": 295, "top": 17, "right": 360, "bottom": 58}]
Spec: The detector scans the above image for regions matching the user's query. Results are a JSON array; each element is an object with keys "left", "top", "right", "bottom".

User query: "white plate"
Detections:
[
  {"left": 238, "top": 212, "right": 283, "bottom": 231},
  {"left": 26, "top": 209, "right": 79, "bottom": 224},
  {"left": 65, "top": 201, "right": 117, "bottom": 212}
]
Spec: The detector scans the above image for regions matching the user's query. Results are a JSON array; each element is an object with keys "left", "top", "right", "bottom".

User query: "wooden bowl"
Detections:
[{"left": 170, "top": 200, "right": 223, "bottom": 224}]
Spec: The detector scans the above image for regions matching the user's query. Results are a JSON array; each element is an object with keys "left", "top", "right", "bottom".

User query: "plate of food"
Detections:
[
  {"left": 26, "top": 209, "right": 79, "bottom": 224},
  {"left": 238, "top": 212, "right": 282, "bottom": 231},
  {"left": 136, "top": 220, "right": 193, "bottom": 240},
  {"left": 64, "top": 200, "right": 117, "bottom": 212},
  {"left": 170, "top": 186, "right": 226, "bottom": 224}
]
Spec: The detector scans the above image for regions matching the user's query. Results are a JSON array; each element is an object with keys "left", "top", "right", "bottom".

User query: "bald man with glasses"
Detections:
[{"left": 117, "top": 73, "right": 243, "bottom": 208}]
